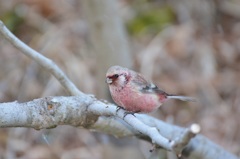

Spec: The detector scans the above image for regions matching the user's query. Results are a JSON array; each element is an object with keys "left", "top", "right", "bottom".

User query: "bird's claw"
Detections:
[
  {"left": 116, "top": 106, "right": 124, "bottom": 112},
  {"left": 123, "top": 111, "right": 136, "bottom": 119}
]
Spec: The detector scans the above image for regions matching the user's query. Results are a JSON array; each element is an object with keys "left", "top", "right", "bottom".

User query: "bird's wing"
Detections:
[
  {"left": 141, "top": 83, "right": 168, "bottom": 96},
  {"left": 131, "top": 73, "right": 149, "bottom": 87},
  {"left": 132, "top": 72, "right": 167, "bottom": 95}
]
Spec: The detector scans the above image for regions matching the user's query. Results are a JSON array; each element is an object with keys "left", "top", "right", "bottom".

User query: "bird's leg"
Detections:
[
  {"left": 116, "top": 105, "right": 124, "bottom": 112},
  {"left": 123, "top": 110, "right": 141, "bottom": 119},
  {"left": 123, "top": 111, "right": 136, "bottom": 118}
]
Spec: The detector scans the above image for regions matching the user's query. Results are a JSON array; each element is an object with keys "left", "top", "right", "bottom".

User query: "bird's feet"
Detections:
[
  {"left": 116, "top": 106, "right": 124, "bottom": 112},
  {"left": 116, "top": 107, "right": 140, "bottom": 119},
  {"left": 123, "top": 110, "right": 142, "bottom": 119},
  {"left": 123, "top": 111, "right": 136, "bottom": 119}
]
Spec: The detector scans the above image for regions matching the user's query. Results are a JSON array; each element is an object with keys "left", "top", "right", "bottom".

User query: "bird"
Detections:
[{"left": 106, "top": 65, "right": 195, "bottom": 114}]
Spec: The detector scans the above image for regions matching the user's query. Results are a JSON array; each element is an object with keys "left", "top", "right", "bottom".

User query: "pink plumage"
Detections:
[{"left": 106, "top": 66, "right": 195, "bottom": 113}]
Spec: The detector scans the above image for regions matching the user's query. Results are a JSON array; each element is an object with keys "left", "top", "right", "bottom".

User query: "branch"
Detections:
[
  {"left": 0, "top": 96, "right": 238, "bottom": 159},
  {"left": 0, "top": 21, "right": 82, "bottom": 96}
]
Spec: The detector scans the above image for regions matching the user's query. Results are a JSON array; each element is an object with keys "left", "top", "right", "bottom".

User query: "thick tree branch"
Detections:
[{"left": 0, "top": 96, "right": 238, "bottom": 159}]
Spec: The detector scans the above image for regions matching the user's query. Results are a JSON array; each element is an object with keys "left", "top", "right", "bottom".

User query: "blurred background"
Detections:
[{"left": 0, "top": 0, "right": 240, "bottom": 158}]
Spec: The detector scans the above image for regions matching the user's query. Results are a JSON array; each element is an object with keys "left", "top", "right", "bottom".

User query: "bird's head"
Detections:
[{"left": 106, "top": 66, "right": 130, "bottom": 87}]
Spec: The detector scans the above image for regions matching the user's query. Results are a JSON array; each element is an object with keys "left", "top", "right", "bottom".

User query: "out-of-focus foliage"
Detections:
[
  {"left": 127, "top": 4, "right": 175, "bottom": 36},
  {"left": 0, "top": 7, "right": 24, "bottom": 32}
]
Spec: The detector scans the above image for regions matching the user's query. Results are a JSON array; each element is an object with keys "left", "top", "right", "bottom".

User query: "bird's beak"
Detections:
[{"left": 106, "top": 77, "right": 112, "bottom": 84}]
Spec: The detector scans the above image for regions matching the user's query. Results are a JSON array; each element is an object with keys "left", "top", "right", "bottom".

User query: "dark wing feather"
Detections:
[
  {"left": 141, "top": 84, "right": 168, "bottom": 96},
  {"left": 131, "top": 72, "right": 168, "bottom": 95}
]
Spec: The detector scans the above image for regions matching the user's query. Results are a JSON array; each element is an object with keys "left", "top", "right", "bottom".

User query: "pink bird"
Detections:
[{"left": 106, "top": 66, "right": 195, "bottom": 114}]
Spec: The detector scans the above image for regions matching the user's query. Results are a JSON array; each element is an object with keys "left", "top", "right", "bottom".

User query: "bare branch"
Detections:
[
  {"left": 0, "top": 96, "right": 238, "bottom": 159},
  {"left": 0, "top": 21, "right": 82, "bottom": 96}
]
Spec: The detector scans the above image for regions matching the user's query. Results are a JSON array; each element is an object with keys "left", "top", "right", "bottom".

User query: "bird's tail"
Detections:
[{"left": 167, "top": 95, "right": 196, "bottom": 102}]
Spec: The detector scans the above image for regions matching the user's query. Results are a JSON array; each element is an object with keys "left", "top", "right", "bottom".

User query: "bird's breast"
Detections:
[{"left": 109, "top": 85, "right": 162, "bottom": 113}]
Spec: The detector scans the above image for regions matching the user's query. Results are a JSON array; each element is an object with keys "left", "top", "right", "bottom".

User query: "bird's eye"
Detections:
[{"left": 112, "top": 74, "right": 119, "bottom": 79}]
